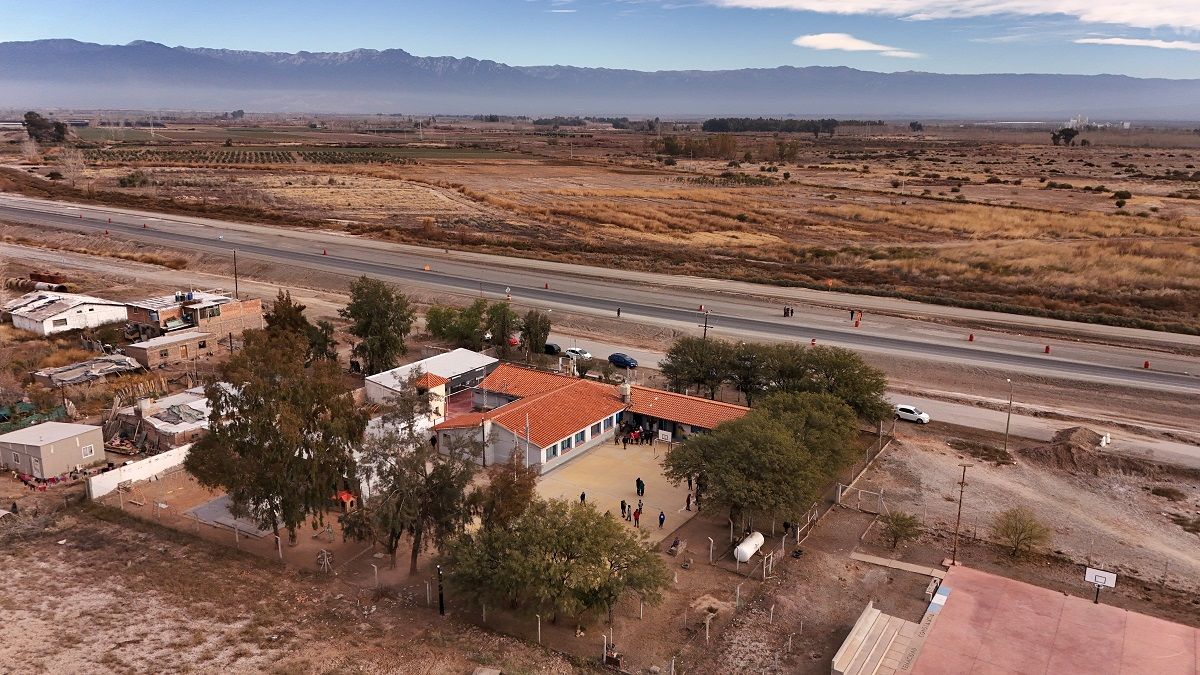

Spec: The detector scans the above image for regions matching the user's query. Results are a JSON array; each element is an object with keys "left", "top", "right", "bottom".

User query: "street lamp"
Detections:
[
  {"left": 951, "top": 462, "right": 972, "bottom": 566},
  {"left": 1003, "top": 378, "right": 1014, "bottom": 456}
]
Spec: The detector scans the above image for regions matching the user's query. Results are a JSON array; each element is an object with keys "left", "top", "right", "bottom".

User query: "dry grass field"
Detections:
[{"left": 5, "top": 120, "right": 1200, "bottom": 330}]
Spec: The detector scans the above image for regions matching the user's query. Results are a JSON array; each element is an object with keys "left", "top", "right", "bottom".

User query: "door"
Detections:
[
  {"left": 180, "top": 345, "right": 189, "bottom": 359},
  {"left": 30, "top": 456, "right": 42, "bottom": 479}
]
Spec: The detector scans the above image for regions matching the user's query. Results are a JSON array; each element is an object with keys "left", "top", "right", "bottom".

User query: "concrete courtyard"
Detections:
[{"left": 536, "top": 439, "right": 695, "bottom": 544}]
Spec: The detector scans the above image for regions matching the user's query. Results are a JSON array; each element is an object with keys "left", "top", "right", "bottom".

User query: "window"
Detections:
[
  {"left": 590, "top": 422, "right": 602, "bottom": 436},
  {"left": 159, "top": 350, "right": 169, "bottom": 358},
  {"left": 561, "top": 436, "right": 573, "bottom": 451},
  {"left": 574, "top": 430, "right": 586, "bottom": 445},
  {"left": 81, "top": 445, "right": 94, "bottom": 458},
  {"left": 88, "top": 308, "right": 94, "bottom": 312},
  {"left": 198, "top": 340, "right": 207, "bottom": 349},
  {"left": 603, "top": 417, "right": 614, "bottom": 431},
  {"left": 52, "top": 318, "right": 68, "bottom": 327},
  {"left": 547, "top": 443, "right": 558, "bottom": 459},
  {"left": 11, "top": 452, "right": 18, "bottom": 464}
]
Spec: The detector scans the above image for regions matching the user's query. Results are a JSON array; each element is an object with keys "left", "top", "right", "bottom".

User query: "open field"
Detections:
[{"left": 5, "top": 121, "right": 1200, "bottom": 332}]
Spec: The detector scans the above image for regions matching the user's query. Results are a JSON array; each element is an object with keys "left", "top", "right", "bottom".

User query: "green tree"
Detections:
[
  {"left": 264, "top": 290, "right": 337, "bottom": 363},
  {"left": 339, "top": 276, "right": 414, "bottom": 375},
  {"left": 660, "top": 336, "right": 731, "bottom": 399},
  {"left": 24, "top": 111, "right": 67, "bottom": 143},
  {"left": 991, "top": 507, "right": 1051, "bottom": 557},
  {"left": 426, "top": 299, "right": 487, "bottom": 350},
  {"left": 344, "top": 423, "right": 480, "bottom": 573},
  {"left": 575, "top": 357, "right": 595, "bottom": 379},
  {"left": 909, "top": 121, "right": 924, "bottom": 132},
  {"left": 446, "top": 498, "right": 668, "bottom": 624},
  {"left": 485, "top": 301, "right": 520, "bottom": 358},
  {"left": 770, "top": 344, "right": 891, "bottom": 422},
  {"left": 728, "top": 341, "right": 771, "bottom": 406},
  {"left": 663, "top": 392, "right": 856, "bottom": 526},
  {"left": 880, "top": 511, "right": 921, "bottom": 549},
  {"left": 520, "top": 309, "right": 552, "bottom": 356},
  {"left": 477, "top": 449, "right": 540, "bottom": 530},
  {"left": 185, "top": 329, "right": 366, "bottom": 544}
]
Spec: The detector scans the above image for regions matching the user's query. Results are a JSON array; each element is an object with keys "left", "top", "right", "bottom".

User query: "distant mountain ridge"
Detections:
[{"left": 1, "top": 39, "right": 1198, "bottom": 119}]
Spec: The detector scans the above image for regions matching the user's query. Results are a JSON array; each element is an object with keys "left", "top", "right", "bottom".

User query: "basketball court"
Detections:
[{"left": 912, "top": 565, "right": 1199, "bottom": 674}]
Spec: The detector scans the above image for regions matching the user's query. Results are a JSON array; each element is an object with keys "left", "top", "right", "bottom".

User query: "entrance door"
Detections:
[
  {"left": 180, "top": 345, "right": 189, "bottom": 359},
  {"left": 30, "top": 457, "right": 42, "bottom": 479}
]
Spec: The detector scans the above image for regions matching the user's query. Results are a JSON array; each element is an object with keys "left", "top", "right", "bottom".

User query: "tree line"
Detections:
[
  {"left": 660, "top": 336, "right": 891, "bottom": 419},
  {"left": 701, "top": 117, "right": 844, "bottom": 137}
]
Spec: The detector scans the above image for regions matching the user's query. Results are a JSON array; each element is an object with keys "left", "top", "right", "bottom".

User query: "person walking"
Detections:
[
  {"left": 580, "top": 491, "right": 586, "bottom": 504},
  {"left": 620, "top": 499, "right": 627, "bottom": 518},
  {"left": 686, "top": 493, "right": 692, "bottom": 511},
  {"left": 637, "top": 499, "right": 643, "bottom": 514},
  {"left": 687, "top": 475, "right": 693, "bottom": 491},
  {"left": 658, "top": 511, "right": 666, "bottom": 529},
  {"left": 622, "top": 435, "right": 628, "bottom": 450},
  {"left": 633, "top": 509, "right": 641, "bottom": 527},
  {"left": 617, "top": 307, "right": 622, "bottom": 317},
  {"left": 635, "top": 477, "right": 645, "bottom": 497}
]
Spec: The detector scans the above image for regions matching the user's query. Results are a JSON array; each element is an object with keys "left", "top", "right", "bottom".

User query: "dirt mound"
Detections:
[{"left": 1020, "top": 427, "right": 1150, "bottom": 476}]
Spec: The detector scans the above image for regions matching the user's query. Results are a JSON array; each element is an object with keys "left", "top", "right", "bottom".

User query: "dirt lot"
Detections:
[{"left": 6, "top": 120, "right": 1200, "bottom": 330}]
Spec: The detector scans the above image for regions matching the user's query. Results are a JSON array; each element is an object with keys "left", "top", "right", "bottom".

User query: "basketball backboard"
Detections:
[{"left": 1085, "top": 567, "right": 1117, "bottom": 588}]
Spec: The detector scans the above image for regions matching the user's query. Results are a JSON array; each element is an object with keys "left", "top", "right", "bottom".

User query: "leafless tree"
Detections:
[
  {"left": 59, "top": 147, "right": 86, "bottom": 187},
  {"left": 21, "top": 138, "right": 41, "bottom": 163}
]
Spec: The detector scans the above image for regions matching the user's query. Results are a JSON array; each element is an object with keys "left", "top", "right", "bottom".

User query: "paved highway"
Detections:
[{"left": 1, "top": 193, "right": 1198, "bottom": 395}]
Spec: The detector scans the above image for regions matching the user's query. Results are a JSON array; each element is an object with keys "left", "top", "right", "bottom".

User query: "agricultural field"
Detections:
[{"left": 7, "top": 120, "right": 1200, "bottom": 330}]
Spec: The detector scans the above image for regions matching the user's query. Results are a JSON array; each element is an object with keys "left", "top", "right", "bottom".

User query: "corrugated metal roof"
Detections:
[
  {"left": 366, "top": 349, "right": 498, "bottom": 390},
  {"left": 2, "top": 291, "right": 125, "bottom": 322},
  {"left": 0, "top": 421, "right": 99, "bottom": 446}
]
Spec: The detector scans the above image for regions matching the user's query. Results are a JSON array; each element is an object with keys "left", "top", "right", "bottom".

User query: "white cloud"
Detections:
[
  {"left": 1075, "top": 37, "right": 1200, "bottom": 52},
  {"left": 793, "top": 32, "right": 922, "bottom": 58},
  {"left": 711, "top": 0, "right": 1200, "bottom": 32}
]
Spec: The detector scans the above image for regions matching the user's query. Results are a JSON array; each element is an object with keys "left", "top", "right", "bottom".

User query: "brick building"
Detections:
[
  {"left": 125, "top": 291, "right": 262, "bottom": 340},
  {"left": 124, "top": 331, "right": 215, "bottom": 368}
]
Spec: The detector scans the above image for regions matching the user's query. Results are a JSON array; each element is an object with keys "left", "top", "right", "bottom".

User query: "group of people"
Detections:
[
  {"left": 619, "top": 497, "right": 665, "bottom": 529},
  {"left": 619, "top": 423, "right": 656, "bottom": 449}
]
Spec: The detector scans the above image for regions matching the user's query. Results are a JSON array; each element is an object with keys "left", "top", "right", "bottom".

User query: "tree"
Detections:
[
  {"left": 770, "top": 344, "right": 891, "bottom": 422},
  {"left": 20, "top": 138, "right": 40, "bottom": 163},
  {"left": 727, "top": 341, "right": 771, "bottom": 406},
  {"left": 58, "top": 147, "right": 85, "bottom": 188},
  {"left": 426, "top": 299, "right": 487, "bottom": 350},
  {"left": 485, "top": 301, "right": 520, "bottom": 358},
  {"left": 1051, "top": 128, "right": 1079, "bottom": 147},
  {"left": 446, "top": 498, "right": 668, "bottom": 624},
  {"left": 991, "top": 507, "right": 1050, "bottom": 557},
  {"left": 909, "top": 121, "right": 924, "bottom": 133},
  {"left": 477, "top": 449, "right": 540, "bottom": 530},
  {"left": 185, "top": 329, "right": 366, "bottom": 544},
  {"left": 881, "top": 512, "right": 921, "bottom": 549},
  {"left": 24, "top": 111, "right": 67, "bottom": 143},
  {"left": 520, "top": 309, "right": 552, "bottom": 357},
  {"left": 264, "top": 290, "right": 337, "bottom": 363},
  {"left": 660, "top": 336, "right": 731, "bottom": 399},
  {"left": 339, "top": 276, "right": 414, "bottom": 375},
  {"left": 575, "top": 357, "right": 595, "bottom": 379},
  {"left": 343, "top": 411, "right": 480, "bottom": 572},
  {"left": 662, "top": 392, "right": 856, "bottom": 526}
]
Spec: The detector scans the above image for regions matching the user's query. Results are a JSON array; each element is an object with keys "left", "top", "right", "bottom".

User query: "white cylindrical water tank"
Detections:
[{"left": 734, "top": 531, "right": 764, "bottom": 563}]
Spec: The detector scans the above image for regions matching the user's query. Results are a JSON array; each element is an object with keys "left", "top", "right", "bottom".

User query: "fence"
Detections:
[{"left": 86, "top": 444, "right": 191, "bottom": 499}]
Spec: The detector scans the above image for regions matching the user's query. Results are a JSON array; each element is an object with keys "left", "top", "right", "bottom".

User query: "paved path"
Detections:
[{"left": 2, "top": 194, "right": 1198, "bottom": 396}]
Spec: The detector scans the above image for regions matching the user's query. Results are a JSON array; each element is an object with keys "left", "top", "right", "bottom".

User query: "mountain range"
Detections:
[{"left": 1, "top": 39, "right": 1198, "bottom": 120}]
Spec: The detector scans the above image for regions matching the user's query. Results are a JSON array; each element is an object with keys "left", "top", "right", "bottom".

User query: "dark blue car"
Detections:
[{"left": 608, "top": 353, "right": 638, "bottom": 369}]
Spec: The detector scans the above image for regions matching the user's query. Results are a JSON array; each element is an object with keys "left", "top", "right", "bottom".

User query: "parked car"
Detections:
[
  {"left": 544, "top": 343, "right": 563, "bottom": 356},
  {"left": 895, "top": 404, "right": 930, "bottom": 424},
  {"left": 608, "top": 353, "right": 638, "bottom": 369},
  {"left": 564, "top": 347, "right": 592, "bottom": 360}
]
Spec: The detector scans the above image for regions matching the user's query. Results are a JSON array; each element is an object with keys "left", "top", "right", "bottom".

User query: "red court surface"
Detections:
[{"left": 913, "top": 565, "right": 1199, "bottom": 675}]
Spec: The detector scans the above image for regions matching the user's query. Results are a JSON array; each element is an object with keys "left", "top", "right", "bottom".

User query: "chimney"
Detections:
[{"left": 620, "top": 383, "right": 632, "bottom": 404}]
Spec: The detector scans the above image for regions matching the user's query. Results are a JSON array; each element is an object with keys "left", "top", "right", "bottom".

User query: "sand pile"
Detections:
[{"left": 1020, "top": 427, "right": 1149, "bottom": 476}]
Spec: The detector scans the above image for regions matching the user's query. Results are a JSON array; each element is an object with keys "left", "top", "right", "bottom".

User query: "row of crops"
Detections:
[{"left": 83, "top": 148, "right": 414, "bottom": 166}]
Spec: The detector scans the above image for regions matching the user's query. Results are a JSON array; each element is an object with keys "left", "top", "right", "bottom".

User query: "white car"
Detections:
[
  {"left": 564, "top": 347, "right": 593, "bottom": 360},
  {"left": 895, "top": 404, "right": 930, "bottom": 424}
]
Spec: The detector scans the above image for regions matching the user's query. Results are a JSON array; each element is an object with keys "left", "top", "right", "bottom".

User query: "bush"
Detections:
[
  {"left": 1151, "top": 486, "right": 1185, "bottom": 501},
  {"left": 881, "top": 512, "right": 921, "bottom": 549},
  {"left": 1113, "top": 190, "right": 1132, "bottom": 200},
  {"left": 991, "top": 507, "right": 1050, "bottom": 557},
  {"left": 1115, "top": 199, "right": 1126, "bottom": 208},
  {"left": 664, "top": 157, "right": 677, "bottom": 166},
  {"left": 46, "top": 171, "right": 63, "bottom": 180}
]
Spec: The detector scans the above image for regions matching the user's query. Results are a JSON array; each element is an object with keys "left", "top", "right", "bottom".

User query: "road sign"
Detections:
[{"left": 1085, "top": 567, "right": 1117, "bottom": 588}]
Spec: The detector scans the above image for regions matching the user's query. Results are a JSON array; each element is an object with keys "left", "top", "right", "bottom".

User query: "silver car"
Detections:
[{"left": 895, "top": 404, "right": 930, "bottom": 424}]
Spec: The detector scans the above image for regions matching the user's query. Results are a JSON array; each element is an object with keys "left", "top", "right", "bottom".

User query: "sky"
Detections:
[{"left": 1, "top": 0, "right": 1198, "bottom": 78}]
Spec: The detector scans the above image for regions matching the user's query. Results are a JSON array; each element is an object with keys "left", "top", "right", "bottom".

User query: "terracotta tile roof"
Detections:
[
  {"left": 626, "top": 385, "right": 748, "bottom": 430},
  {"left": 414, "top": 372, "right": 448, "bottom": 389},
  {"left": 477, "top": 364, "right": 577, "bottom": 398},
  {"left": 434, "top": 368, "right": 625, "bottom": 448}
]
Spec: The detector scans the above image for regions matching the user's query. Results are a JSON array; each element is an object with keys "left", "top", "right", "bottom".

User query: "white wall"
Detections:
[
  {"left": 16, "top": 304, "right": 128, "bottom": 336},
  {"left": 86, "top": 444, "right": 191, "bottom": 500}
]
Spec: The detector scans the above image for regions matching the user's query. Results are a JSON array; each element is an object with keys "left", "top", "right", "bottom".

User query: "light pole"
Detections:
[
  {"left": 951, "top": 463, "right": 972, "bottom": 565},
  {"left": 1003, "top": 378, "right": 1014, "bottom": 456}
]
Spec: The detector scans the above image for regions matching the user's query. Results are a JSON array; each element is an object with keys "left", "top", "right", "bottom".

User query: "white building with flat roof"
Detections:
[{"left": 2, "top": 291, "right": 127, "bottom": 336}]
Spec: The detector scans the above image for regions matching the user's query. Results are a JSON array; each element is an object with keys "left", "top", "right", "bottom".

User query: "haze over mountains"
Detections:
[{"left": 2, "top": 39, "right": 1198, "bottom": 120}]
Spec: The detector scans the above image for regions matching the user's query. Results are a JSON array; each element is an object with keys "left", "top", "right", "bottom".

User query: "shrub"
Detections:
[
  {"left": 47, "top": 171, "right": 63, "bottom": 180},
  {"left": 985, "top": 176, "right": 1002, "bottom": 184},
  {"left": 664, "top": 157, "right": 677, "bottom": 166},
  {"left": 1115, "top": 199, "right": 1126, "bottom": 208},
  {"left": 880, "top": 512, "right": 921, "bottom": 549},
  {"left": 991, "top": 507, "right": 1050, "bottom": 557},
  {"left": 1113, "top": 190, "right": 1133, "bottom": 200}
]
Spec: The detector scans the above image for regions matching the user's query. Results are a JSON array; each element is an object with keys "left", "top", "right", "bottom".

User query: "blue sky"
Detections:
[{"left": 2, "top": 0, "right": 1197, "bottom": 78}]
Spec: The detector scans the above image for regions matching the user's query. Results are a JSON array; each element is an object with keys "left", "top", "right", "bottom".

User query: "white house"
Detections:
[
  {"left": 365, "top": 348, "right": 498, "bottom": 403},
  {"left": 2, "top": 291, "right": 128, "bottom": 336}
]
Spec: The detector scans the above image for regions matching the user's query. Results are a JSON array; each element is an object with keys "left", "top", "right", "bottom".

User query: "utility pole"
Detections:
[
  {"left": 437, "top": 564, "right": 445, "bottom": 616},
  {"left": 951, "top": 463, "right": 972, "bottom": 565},
  {"left": 698, "top": 310, "right": 712, "bottom": 340},
  {"left": 1003, "top": 378, "right": 1014, "bottom": 456},
  {"left": 232, "top": 249, "right": 239, "bottom": 299}
]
